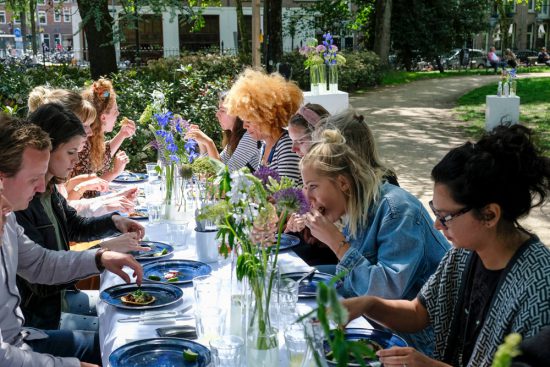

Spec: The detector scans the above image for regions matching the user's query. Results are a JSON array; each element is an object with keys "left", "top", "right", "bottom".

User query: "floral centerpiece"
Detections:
[
  {"left": 300, "top": 33, "right": 346, "bottom": 94},
  {"left": 139, "top": 90, "right": 199, "bottom": 219},
  {"left": 199, "top": 165, "right": 307, "bottom": 365}
]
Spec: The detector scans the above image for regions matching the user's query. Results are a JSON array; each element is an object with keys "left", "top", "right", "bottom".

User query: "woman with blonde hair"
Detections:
[
  {"left": 300, "top": 128, "right": 449, "bottom": 353},
  {"left": 27, "top": 86, "right": 137, "bottom": 216},
  {"left": 224, "top": 68, "right": 302, "bottom": 182},
  {"left": 73, "top": 78, "right": 136, "bottom": 196}
]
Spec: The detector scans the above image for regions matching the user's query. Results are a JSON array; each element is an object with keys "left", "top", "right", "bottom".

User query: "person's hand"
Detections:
[
  {"left": 304, "top": 209, "right": 343, "bottom": 249},
  {"left": 116, "top": 186, "right": 138, "bottom": 201},
  {"left": 80, "top": 362, "right": 100, "bottom": 367},
  {"left": 75, "top": 177, "right": 110, "bottom": 193},
  {"left": 99, "top": 250, "right": 143, "bottom": 286},
  {"left": 112, "top": 151, "right": 130, "bottom": 176},
  {"left": 102, "top": 232, "right": 150, "bottom": 253},
  {"left": 102, "top": 196, "right": 135, "bottom": 214},
  {"left": 377, "top": 346, "right": 446, "bottom": 367},
  {"left": 341, "top": 296, "right": 372, "bottom": 322},
  {"left": 185, "top": 125, "right": 212, "bottom": 144},
  {"left": 118, "top": 119, "right": 136, "bottom": 139},
  {"left": 285, "top": 213, "right": 306, "bottom": 233},
  {"left": 112, "top": 215, "right": 145, "bottom": 239}
]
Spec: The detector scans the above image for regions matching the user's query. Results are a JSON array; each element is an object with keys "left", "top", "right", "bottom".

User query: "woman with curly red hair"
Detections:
[
  {"left": 224, "top": 68, "right": 303, "bottom": 183},
  {"left": 72, "top": 78, "right": 136, "bottom": 196}
]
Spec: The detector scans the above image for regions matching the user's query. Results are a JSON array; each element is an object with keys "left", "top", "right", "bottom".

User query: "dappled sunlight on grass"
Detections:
[{"left": 455, "top": 77, "right": 550, "bottom": 156}]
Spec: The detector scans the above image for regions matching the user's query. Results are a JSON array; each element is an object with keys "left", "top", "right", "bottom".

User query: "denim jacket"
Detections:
[{"left": 336, "top": 183, "right": 450, "bottom": 355}]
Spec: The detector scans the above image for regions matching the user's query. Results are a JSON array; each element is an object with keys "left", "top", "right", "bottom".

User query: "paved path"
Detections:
[{"left": 349, "top": 73, "right": 550, "bottom": 244}]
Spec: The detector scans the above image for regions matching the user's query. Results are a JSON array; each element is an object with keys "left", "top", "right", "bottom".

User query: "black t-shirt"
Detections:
[{"left": 451, "top": 254, "right": 503, "bottom": 366}]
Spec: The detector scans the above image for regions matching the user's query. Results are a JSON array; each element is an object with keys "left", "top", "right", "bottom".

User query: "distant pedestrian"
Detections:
[{"left": 537, "top": 47, "right": 550, "bottom": 66}]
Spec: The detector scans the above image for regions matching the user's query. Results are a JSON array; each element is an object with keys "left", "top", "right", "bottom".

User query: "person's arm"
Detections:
[
  {"left": 271, "top": 138, "right": 302, "bottom": 184},
  {"left": 0, "top": 338, "right": 80, "bottom": 367},
  {"left": 108, "top": 119, "right": 136, "bottom": 155},
  {"left": 342, "top": 296, "right": 429, "bottom": 333}
]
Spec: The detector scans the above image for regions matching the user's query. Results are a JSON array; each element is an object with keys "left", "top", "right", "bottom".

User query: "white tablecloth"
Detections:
[{"left": 98, "top": 221, "right": 369, "bottom": 366}]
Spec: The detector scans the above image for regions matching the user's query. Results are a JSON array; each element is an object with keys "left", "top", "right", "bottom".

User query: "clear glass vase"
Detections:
[
  {"left": 328, "top": 64, "right": 338, "bottom": 92},
  {"left": 319, "top": 64, "right": 327, "bottom": 95},
  {"left": 245, "top": 265, "right": 280, "bottom": 367},
  {"left": 162, "top": 163, "right": 188, "bottom": 222},
  {"left": 309, "top": 64, "right": 320, "bottom": 96}
]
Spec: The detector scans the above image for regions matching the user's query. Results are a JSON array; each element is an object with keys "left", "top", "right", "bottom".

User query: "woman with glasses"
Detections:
[
  {"left": 342, "top": 125, "right": 550, "bottom": 367},
  {"left": 300, "top": 127, "right": 450, "bottom": 354},
  {"left": 72, "top": 78, "right": 136, "bottom": 197}
]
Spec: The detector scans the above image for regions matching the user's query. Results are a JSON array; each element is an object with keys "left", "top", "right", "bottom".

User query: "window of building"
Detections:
[
  {"left": 38, "top": 11, "right": 47, "bottom": 25},
  {"left": 528, "top": 0, "right": 535, "bottom": 12},
  {"left": 63, "top": 8, "right": 71, "bottom": 22},
  {"left": 542, "top": 0, "right": 549, "bottom": 15},
  {"left": 527, "top": 23, "right": 535, "bottom": 49},
  {"left": 0, "top": 11, "right": 6, "bottom": 24},
  {"left": 179, "top": 15, "right": 220, "bottom": 52},
  {"left": 43, "top": 33, "right": 50, "bottom": 50},
  {"left": 120, "top": 14, "right": 164, "bottom": 63},
  {"left": 54, "top": 10, "right": 61, "bottom": 22}
]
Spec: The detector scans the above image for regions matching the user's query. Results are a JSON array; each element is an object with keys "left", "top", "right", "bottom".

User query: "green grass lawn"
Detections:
[
  {"left": 455, "top": 77, "right": 550, "bottom": 156},
  {"left": 382, "top": 66, "right": 549, "bottom": 85}
]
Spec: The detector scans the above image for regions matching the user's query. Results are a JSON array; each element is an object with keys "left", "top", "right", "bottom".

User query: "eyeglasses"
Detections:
[{"left": 428, "top": 200, "right": 471, "bottom": 229}]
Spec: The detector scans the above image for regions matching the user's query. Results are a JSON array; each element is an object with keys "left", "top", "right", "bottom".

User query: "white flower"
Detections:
[{"left": 151, "top": 90, "right": 166, "bottom": 110}]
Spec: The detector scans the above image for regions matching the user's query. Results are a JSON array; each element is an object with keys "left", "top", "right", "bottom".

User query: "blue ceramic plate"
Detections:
[
  {"left": 132, "top": 241, "right": 174, "bottom": 261},
  {"left": 325, "top": 328, "right": 407, "bottom": 366},
  {"left": 143, "top": 259, "right": 212, "bottom": 285},
  {"left": 113, "top": 172, "right": 148, "bottom": 184},
  {"left": 109, "top": 337, "right": 211, "bottom": 367},
  {"left": 276, "top": 233, "right": 301, "bottom": 251},
  {"left": 282, "top": 271, "right": 342, "bottom": 298},
  {"left": 127, "top": 208, "right": 148, "bottom": 221},
  {"left": 100, "top": 283, "right": 183, "bottom": 310}
]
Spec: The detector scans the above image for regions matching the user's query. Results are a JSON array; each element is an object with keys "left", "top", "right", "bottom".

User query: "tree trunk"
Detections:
[
  {"left": 263, "top": 0, "right": 282, "bottom": 72},
  {"left": 373, "top": 0, "right": 392, "bottom": 66},
  {"left": 77, "top": 0, "right": 118, "bottom": 79},
  {"left": 235, "top": 0, "right": 250, "bottom": 56},
  {"left": 20, "top": 10, "right": 28, "bottom": 52},
  {"left": 29, "top": 0, "right": 37, "bottom": 55}
]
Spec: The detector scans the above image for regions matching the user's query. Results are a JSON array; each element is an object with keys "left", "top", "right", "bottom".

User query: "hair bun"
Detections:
[{"left": 320, "top": 129, "right": 346, "bottom": 145}]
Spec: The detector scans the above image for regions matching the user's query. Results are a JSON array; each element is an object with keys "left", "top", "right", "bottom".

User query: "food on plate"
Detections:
[
  {"left": 325, "top": 338, "right": 382, "bottom": 363},
  {"left": 183, "top": 349, "right": 199, "bottom": 362},
  {"left": 164, "top": 270, "right": 181, "bottom": 282},
  {"left": 153, "top": 248, "right": 169, "bottom": 257},
  {"left": 147, "top": 275, "right": 161, "bottom": 281},
  {"left": 120, "top": 289, "right": 156, "bottom": 306},
  {"left": 129, "top": 210, "right": 147, "bottom": 218}
]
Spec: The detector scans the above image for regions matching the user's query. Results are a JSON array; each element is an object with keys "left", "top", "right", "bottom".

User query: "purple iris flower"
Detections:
[{"left": 154, "top": 111, "right": 173, "bottom": 128}]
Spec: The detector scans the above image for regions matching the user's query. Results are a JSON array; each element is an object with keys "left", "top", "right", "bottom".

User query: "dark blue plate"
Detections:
[
  {"left": 276, "top": 233, "right": 300, "bottom": 251},
  {"left": 100, "top": 283, "right": 183, "bottom": 310},
  {"left": 143, "top": 259, "right": 212, "bottom": 285},
  {"left": 113, "top": 172, "right": 148, "bottom": 184},
  {"left": 132, "top": 241, "right": 174, "bottom": 261},
  {"left": 127, "top": 208, "right": 148, "bottom": 221},
  {"left": 282, "top": 271, "right": 341, "bottom": 298},
  {"left": 325, "top": 328, "right": 407, "bottom": 366},
  {"left": 109, "top": 337, "right": 211, "bottom": 367}
]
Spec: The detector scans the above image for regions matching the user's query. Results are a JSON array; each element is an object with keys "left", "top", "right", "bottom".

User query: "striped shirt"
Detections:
[
  {"left": 267, "top": 131, "right": 302, "bottom": 185},
  {"left": 219, "top": 131, "right": 260, "bottom": 172}
]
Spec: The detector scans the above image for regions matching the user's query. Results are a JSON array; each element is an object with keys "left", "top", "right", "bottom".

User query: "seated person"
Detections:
[
  {"left": 15, "top": 104, "right": 149, "bottom": 330},
  {"left": 300, "top": 128, "right": 450, "bottom": 353},
  {"left": 537, "top": 47, "right": 550, "bottom": 66},
  {"left": 185, "top": 92, "right": 260, "bottom": 172},
  {"left": 224, "top": 68, "right": 303, "bottom": 183},
  {"left": 342, "top": 125, "right": 550, "bottom": 366},
  {"left": 0, "top": 113, "right": 143, "bottom": 366}
]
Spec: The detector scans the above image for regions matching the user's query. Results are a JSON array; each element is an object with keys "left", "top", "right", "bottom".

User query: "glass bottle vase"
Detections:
[
  {"left": 328, "top": 64, "right": 338, "bottom": 92},
  {"left": 309, "top": 64, "right": 320, "bottom": 96},
  {"left": 318, "top": 64, "right": 327, "bottom": 95}
]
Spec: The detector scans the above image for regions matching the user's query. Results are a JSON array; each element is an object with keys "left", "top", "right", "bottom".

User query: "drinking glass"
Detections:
[
  {"left": 167, "top": 223, "right": 190, "bottom": 249},
  {"left": 195, "top": 306, "right": 226, "bottom": 344},
  {"left": 209, "top": 335, "right": 244, "bottom": 367},
  {"left": 145, "top": 162, "right": 159, "bottom": 181},
  {"left": 277, "top": 278, "right": 299, "bottom": 329},
  {"left": 146, "top": 202, "right": 162, "bottom": 224},
  {"left": 284, "top": 324, "right": 311, "bottom": 367}
]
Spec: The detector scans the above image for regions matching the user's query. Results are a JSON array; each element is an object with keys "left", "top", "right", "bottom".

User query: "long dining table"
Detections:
[{"left": 97, "top": 177, "right": 370, "bottom": 366}]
